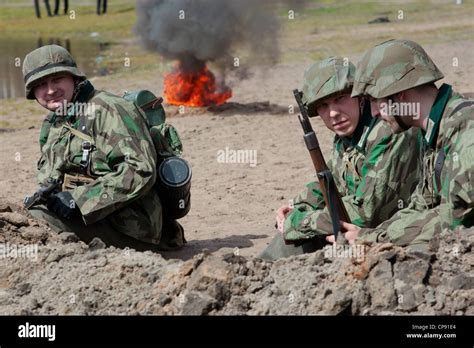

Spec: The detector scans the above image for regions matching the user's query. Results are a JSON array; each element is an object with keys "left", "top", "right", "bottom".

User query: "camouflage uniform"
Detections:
[
  {"left": 259, "top": 57, "right": 420, "bottom": 260},
  {"left": 23, "top": 45, "right": 185, "bottom": 250},
  {"left": 351, "top": 39, "right": 474, "bottom": 250}
]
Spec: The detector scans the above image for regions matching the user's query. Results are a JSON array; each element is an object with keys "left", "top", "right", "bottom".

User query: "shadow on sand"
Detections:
[{"left": 159, "top": 233, "right": 268, "bottom": 261}]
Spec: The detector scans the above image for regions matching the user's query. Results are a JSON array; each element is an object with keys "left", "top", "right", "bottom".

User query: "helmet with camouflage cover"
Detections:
[
  {"left": 302, "top": 56, "right": 355, "bottom": 117},
  {"left": 351, "top": 39, "right": 444, "bottom": 99},
  {"left": 22, "top": 45, "right": 86, "bottom": 100}
]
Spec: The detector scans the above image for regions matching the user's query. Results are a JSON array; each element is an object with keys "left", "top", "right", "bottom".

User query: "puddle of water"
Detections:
[{"left": 0, "top": 37, "right": 108, "bottom": 99}]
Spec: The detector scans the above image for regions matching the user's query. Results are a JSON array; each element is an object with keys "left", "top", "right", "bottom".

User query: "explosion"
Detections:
[
  {"left": 164, "top": 61, "right": 232, "bottom": 107},
  {"left": 135, "top": 0, "right": 285, "bottom": 108}
]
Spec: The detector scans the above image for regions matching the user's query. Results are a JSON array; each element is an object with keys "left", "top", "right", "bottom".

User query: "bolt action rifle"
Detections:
[
  {"left": 24, "top": 177, "right": 62, "bottom": 209},
  {"left": 293, "top": 89, "right": 350, "bottom": 244}
]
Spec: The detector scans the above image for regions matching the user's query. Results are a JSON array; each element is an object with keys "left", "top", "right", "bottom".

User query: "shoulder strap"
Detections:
[
  {"left": 434, "top": 147, "right": 446, "bottom": 193},
  {"left": 77, "top": 114, "right": 89, "bottom": 135},
  {"left": 62, "top": 124, "right": 94, "bottom": 143},
  {"left": 450, "top": 100, "right": 474, "bottom": 116},
  {"left": 355, "top": 116, "right": 378, "bottom": 152},
  {"left": 62, "top": 123, "right": 94, "bottom": 175}
]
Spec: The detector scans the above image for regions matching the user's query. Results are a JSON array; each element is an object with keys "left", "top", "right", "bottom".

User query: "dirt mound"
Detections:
[
  {"left": 0, "top": 201, "right": 59, "bottom": 247},
  {"left": 0, "top": 199, "right": 472, "bottom": 315}
]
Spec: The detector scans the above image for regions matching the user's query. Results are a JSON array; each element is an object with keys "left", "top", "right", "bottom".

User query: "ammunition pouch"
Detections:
[{"left": 62, "top": 173, "right": 95, "bottom": 191}]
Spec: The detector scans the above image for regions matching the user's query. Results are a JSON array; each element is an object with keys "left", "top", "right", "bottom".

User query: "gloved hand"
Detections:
[{"left": 47, "top": 191, "right": 80, "bottom": 220}]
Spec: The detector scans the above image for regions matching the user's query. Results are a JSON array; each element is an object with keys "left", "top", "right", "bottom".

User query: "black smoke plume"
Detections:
[{"left": 134, "top": 0, "right": 299, "bottom": 74}]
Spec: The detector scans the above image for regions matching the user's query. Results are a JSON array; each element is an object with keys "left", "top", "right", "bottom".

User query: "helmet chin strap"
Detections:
[
  {"left": 359, "top": 98, "right": 365, "bottom": 114},
  {"left": 388, "top": 97, "right": 411, "bottom": 130},
  {"left": 393, "top": 115, "right": 411, "bottom": 130}
]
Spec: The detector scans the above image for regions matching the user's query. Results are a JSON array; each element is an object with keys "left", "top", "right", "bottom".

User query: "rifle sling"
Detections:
[
  {"left": 318, "top": 169, "right": 341, "bottom": 239},
  {"left": 62, "top": 124, "right": 93, "bottom": 143}
]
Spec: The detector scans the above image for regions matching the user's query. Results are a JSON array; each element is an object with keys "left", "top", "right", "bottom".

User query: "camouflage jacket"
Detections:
[
  {"left": 284, "top": 107, "right": 421, "bottom": 241},
  {"left": 358, "top": 84, "right": 474, "bottom": 248},
  {"left": 36, "top": 81, "right": 163, "bottom": 244}
]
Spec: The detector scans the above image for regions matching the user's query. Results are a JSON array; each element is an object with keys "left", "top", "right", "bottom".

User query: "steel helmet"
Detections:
[
  {"left": 351, "top": 39, "right": 444, "bottom": 99},
  {"left": 302, "top": 56, "right": 355, "bottom": 116},
  {"left": 23, "top": 44, "right": 86, "bottom": 99}
]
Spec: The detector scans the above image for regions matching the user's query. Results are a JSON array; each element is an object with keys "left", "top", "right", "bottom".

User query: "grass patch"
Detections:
[
  {"left": 279, "top": 0, "right": 474, "bottom": 63},
  {"left": 0, "top": 97, "right": 45, "bottom": 129},
  {"left": 0, "top": 5, "right": 135, "bottom": 40}
]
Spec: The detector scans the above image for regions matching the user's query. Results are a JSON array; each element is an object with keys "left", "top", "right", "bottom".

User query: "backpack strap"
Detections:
[
  {"left": 355, "top": 110, "right": 378, "bottom": 153},
  {"left": 434, "top": 147, "right": 446, "bottom": 194},
  {"left": 450, "top": 100, "right": 474, "bottom": 116},
  {"left": 63, "top": 124, "right": 93, "bottom": 143},
  {"left": 63, "top": 123, "right": 94, "bottom": 173},
  {"left": 123, "top": 90, "right": 166, "bottom": 126},
  {"left": 140, "top": 96, "right": 163, "bottom": 111}
]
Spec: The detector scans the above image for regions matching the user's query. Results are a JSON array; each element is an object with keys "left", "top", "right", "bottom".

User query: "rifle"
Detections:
[
  {"left": 293, "top": 89, "right": 350, "bottom": 244},
  {"left": 24, "top": 177, "right": 62, "bottom": 209}
]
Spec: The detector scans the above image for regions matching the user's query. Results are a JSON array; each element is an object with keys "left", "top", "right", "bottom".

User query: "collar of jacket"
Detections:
[
  {"left": 49, "top": 80, "right": 96, "bottom": 124},
  {"left": 338, "top": 101, "right": 374, "bottom": 150},
  {"left": 423, "top": 83, "right": 452, "bottom": 148}
]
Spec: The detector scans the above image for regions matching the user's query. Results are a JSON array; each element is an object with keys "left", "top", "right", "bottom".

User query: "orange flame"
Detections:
[{"left": 164, "top": 62, "right": 232, "bottom": 107}]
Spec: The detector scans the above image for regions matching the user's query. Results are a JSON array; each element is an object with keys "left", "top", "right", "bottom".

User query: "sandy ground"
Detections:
[{"left": 0, "top": 39, "right": 473, "bottom": 261}]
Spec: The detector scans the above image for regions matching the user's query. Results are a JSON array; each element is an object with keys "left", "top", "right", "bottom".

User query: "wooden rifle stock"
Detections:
[{"left": 293, "top": 89, "right": 350, "bottom": 243}]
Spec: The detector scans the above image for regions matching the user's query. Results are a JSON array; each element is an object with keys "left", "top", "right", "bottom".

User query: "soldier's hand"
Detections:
[
  {"left": 325, "top": 221, "right": 361, "bottom": 244},
  {"left": 276, "top": 205, "right": 293, "bottom": 233},
  {"left": 47, "top": 191, "right": 79, "bottom": 220}
]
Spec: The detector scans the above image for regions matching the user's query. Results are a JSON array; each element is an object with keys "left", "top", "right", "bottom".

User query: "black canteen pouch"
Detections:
[
  {"left": 157, "top": 157, "right": 192, "bottom": 220},
  {"left": 123, "top": 90, "right": 192, "bottom": 220}
]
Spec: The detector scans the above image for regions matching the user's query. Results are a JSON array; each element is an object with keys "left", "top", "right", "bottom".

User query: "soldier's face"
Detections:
[
  {"left": 316, "top": 93, "right": 360, "bottom": 137},
  {"left": 33, "top": 73, "right": 75, "bottom": 111},
  {"left": 370, "top": 97, "right": 404, "bottom": 133}
]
